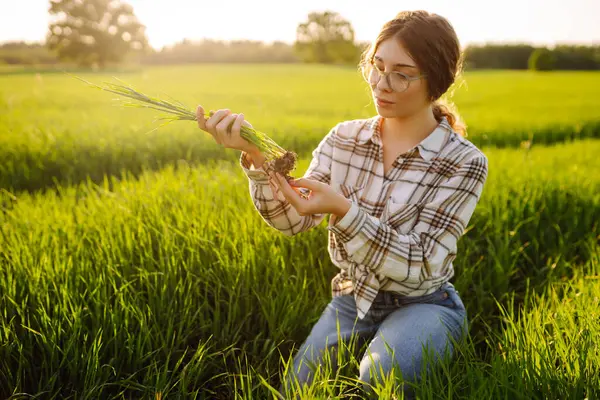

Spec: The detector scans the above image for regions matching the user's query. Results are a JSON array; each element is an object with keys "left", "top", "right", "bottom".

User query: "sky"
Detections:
[{"left": 1, "top": 0, "right": 598, "bottom": 50}]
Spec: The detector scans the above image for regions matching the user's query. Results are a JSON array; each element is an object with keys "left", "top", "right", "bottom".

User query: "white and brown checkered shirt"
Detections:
[{"left": 240, "top": 115, "right": 488, "bottom": 319}]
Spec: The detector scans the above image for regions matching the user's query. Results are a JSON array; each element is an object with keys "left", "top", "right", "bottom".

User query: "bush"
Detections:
[{"left": 529, "top": 48, "right": 557, "bottom": 71}]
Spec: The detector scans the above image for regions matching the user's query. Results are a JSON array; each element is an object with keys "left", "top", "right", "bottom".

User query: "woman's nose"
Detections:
[{"left": 375, "top": 78, "right": 392, "bottom": 92}]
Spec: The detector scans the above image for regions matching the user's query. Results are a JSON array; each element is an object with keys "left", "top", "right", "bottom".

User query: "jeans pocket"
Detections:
[
  {"left": 444, "top": 287, "right": 469, "bottom": 339},
  {"left": 445, "top": 285, "right": 466, "bottom": 311}
]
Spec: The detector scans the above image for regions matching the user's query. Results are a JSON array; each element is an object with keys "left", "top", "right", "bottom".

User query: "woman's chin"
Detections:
[{"left": 375, "top": 106, "right": 396, "bottom": 117}]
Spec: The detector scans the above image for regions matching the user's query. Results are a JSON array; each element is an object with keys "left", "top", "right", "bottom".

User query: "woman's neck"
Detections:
[{"left": 381, "top": 106, "right": 439, "bottom": 144}]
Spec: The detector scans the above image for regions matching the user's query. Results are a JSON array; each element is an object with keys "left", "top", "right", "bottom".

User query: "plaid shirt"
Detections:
[{"left": 240, "top": 115, "right": 488, "bottom": 319}]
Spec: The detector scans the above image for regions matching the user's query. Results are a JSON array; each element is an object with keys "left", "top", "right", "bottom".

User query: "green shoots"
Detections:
[{"left": 72, "top": 75, "right": 298, "bottom": 177}]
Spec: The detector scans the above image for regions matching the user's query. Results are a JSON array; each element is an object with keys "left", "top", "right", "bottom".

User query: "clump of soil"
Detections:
[
  {"left": 265, "top": 150, "right": 309, "bottom": 199},
  {"left": 267, "top": 151, "right": 298, "bottom": 179}
]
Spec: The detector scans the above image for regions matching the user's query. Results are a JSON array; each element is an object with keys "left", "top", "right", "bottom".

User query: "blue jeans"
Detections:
[{"left": 279, "top": 282, "right": 468, "bottom": 399}]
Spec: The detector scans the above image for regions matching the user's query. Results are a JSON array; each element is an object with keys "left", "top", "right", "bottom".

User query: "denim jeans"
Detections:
[{"left": 279, "top": 281, "right": 468, "bottom": 399}]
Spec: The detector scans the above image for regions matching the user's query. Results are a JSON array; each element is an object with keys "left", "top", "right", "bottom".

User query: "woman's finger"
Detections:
[
  {"left": 196, "top": 105, "right": 207, "bottom": 130},
  {"left": 205, "top": 109, "right": 230, "bottom": 132},
  {"left": 208, "top": 111, "right": 221, "bottom": 144},
  {"left": 268, "top": 173, "right": 287, "bottom": 201},
  {"left": 216, "top": 113, "right": 238, "bottom": 146},
  {"left": 232, "top": 113, "right": 245, "bottom": 136},
  {"left": 288, "top": 177, "right": 324, "bottom": 191},
  {"left": 275, "top": 173, "right": 303, "bottom": 208},
  {"left": 268, "top": 173, "right": 279, "bottom": 188},
  {"left": 216, "top": 113, "right": 237, "bottom": 135},
  {"left": 204, "top": 109, "right": 230, "bottom": 145},
  {"left": 269, "top": 181, "right": 282, "bottom": 200}
]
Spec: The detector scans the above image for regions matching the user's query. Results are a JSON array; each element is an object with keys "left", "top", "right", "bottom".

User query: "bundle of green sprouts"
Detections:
[{"left": 74, "top": 75, "right": 298, "bottom": 177}]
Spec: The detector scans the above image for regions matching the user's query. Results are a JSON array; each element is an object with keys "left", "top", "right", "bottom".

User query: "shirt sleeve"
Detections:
[
  {"left": 327, "top": 154, "right": 488, "bottom": 283},
  {"left": 239, "top": 125, "right": 337, "bottom": 236}
]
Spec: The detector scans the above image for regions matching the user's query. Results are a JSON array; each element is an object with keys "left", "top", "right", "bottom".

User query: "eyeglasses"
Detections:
[{"left": 364, "top": 60, "right": 426, "bottom": 93}]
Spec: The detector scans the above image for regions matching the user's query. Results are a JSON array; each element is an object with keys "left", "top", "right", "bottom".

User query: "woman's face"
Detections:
[{"left": 368, "top": 38, "right": 430, "bottom": 118}]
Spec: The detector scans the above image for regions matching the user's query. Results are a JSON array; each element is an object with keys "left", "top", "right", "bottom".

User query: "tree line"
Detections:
[
  {"left": 3, "top": 38, "right": 598, "bottom": 71},
  {"left": 0, "top": 1, "right": 598, "bottom": 71},
  {"left": 464, "top": 44, "right": 600, "bottom": 71}
]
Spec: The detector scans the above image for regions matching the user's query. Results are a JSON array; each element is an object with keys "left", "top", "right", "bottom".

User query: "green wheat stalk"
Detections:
[{"left": 71, "top": 74, "right": 295, "bottom": 166}]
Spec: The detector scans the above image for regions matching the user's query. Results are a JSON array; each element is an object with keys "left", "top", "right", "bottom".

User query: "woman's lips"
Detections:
[{"left": 376, "top": 97, "right": 394, "bottom": 107}]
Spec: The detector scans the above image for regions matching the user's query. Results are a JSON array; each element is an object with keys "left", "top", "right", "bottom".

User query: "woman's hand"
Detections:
[
  {"left": 196, "top": 105, "right": 259, "bottom": 154},
  {"left": 269, "top": 172, "right": 352, "bottom": 219}
]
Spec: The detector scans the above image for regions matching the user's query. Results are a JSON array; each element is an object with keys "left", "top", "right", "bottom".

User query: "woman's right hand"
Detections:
[{"left": 196, "top": 105, "right": 259, "bottom": 154}]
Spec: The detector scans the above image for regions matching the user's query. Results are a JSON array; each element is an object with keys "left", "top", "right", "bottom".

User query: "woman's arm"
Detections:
[
  {"left": 328, "top": 154, "right": 488, "bottom": 283},
  {"left": 239, "top": 125, "right": 337, "bottom": 236}
]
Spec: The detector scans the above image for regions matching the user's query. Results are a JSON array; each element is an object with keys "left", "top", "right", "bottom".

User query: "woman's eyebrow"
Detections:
[{"left": 374, "top": 55, "right": 417, "bottom": 68}]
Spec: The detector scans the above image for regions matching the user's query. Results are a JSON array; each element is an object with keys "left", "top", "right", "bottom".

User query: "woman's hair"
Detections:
[{"left": 359, "top": 10, "right": 467, "bottom": 136}]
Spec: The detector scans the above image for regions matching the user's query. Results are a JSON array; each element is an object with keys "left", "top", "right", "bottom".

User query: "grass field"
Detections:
[
  {"left": 1, "top": 65, "right": 599, "bottom": 192},
  {"left": 0, "top": 66, "right": 599, "bottom": 399}
]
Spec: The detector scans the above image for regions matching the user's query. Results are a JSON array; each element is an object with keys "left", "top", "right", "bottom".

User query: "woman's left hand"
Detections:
[{"left": 269, "top": 172, "right": 352, "bottom": 219}]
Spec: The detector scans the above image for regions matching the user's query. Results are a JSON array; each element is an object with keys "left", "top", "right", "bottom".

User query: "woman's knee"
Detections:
[
  {"left": 357, "top": 317, "right": 459, "bottom": 397},
  {"left": 358, "top": 348, "right": 419, "bottom": 385},
  {"left": 357, "top": 336, "right": 456, "bottom": 400},
  {"left": 358, "top": 355, "right": 417, "bottom": 400},
  {"left": 358, "top": 341, "right": 450, "bottom": 381}
]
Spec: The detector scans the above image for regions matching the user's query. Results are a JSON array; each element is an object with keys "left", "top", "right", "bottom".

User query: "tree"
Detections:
[
  {"left": 463, "top": 44, "right": 537, "bottom": 70},
  {"left": 528, "top": 48, "right": 557, "bottom": 71},
  {"left": 294, "top": 11, "right": 359, "bottom": 64},
  {"left": 553, "top": 45, "right": 600, "bottom": 70},
  {"left": 46, "top": 0, "right": 148, "bottom": 68}
]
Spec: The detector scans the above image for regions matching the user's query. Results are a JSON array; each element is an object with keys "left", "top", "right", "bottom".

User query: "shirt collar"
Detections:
[{"left": 357, "top": 115, "right": 452, "bottom": 162}]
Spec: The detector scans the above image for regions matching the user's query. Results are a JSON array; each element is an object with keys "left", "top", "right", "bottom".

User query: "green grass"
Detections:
[
  {"left": 1, "top": 137, "right": 599, "bottom": 399},
  {"left": 1, "top": 65, "right": 599, "bottom": 192}
]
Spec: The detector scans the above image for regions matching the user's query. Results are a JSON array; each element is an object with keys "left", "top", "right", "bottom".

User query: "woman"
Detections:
[{"left": 196, "top": 10, "right": 488, "bottom": 399}]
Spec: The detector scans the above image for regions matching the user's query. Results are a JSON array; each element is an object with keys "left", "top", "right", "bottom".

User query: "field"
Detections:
[
  {"left": 1, "top": 65, "right": 599, "bottom": 192},
  {"left": 0, "top": 66, "right": 599, "bottom": 399}
]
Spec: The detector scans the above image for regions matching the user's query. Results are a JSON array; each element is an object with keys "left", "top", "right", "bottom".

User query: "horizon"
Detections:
[{"left": 1, "top": 0, "right": 598, "bottom": 51}]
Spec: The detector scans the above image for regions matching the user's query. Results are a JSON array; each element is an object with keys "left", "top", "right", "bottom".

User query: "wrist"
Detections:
[
  {"left": 333, "top": 196, "right": 352, "bottom": 219},
  {"left": 244, "top": 148, "right": 265, "bottom": 167},
  {"left": 244, "top": 146, "right": 260, "bottom": 156}
]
